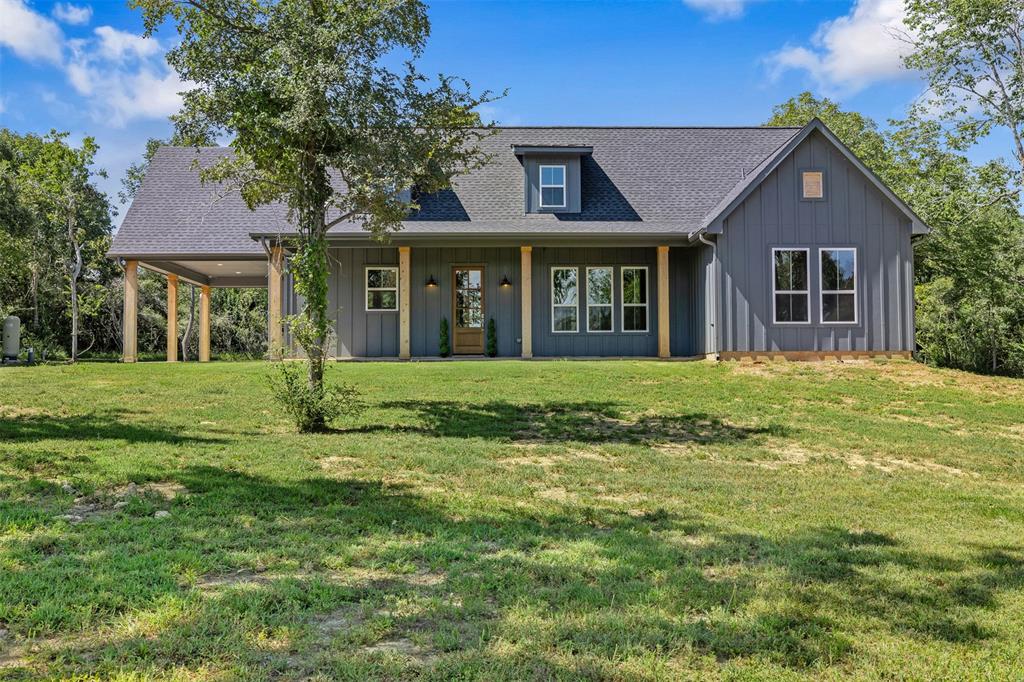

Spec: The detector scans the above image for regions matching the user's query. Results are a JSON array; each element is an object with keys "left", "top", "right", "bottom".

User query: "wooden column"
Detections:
[
  {"left": 199, "top": 285, "right": 211, "bottom": 362},
  {"left": 166, "top": 274, "right": 178, "bottom": 362},
  {"left": 122, "top": 259, "right": 138, "bottom": 363},
  {"left": 267, "top": 246, "right": 284, "bottom": 357},
  {"left": 657, "top": 245, "right": 670, "bottom": 359},
  {"left": 520, "top": 246, "right": 533, "bottom": 358},
  {"left": 399, "top": 246, "right": 411, "bottom": 359}
]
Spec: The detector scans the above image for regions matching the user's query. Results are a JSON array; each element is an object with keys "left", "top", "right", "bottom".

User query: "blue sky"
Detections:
[{"left": 0, "top": 0, "right": 1010, "bottom": 227}]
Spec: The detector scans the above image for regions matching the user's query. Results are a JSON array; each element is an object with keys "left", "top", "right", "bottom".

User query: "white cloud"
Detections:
[
  {"left": 94, "top": 25, "right": 162, "bottom": 60},
  {"left": 65, "top": 26, "right": 186, "bottom": 126},
  {"left": 765, "top": 0, "right": 915, "bottom": 93},
  {"left": 52, "top": 2, "right": 92, "bottom": 26},
  {"left": 0, "top": 0, "right": 64, "bottom": 64},
  {"left": 682, "top": 0, "right": 749, "bottom": 21}
]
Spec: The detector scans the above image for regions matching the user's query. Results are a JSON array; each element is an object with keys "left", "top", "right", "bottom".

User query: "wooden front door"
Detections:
[{"left": 452, "top": 266, "right": 485, "bottom": 354}]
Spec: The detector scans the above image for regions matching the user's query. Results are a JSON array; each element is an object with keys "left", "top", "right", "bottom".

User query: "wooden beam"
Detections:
[
  {"left": 267, "top": 246, "right": 284, "bottom": 358},
  {"left": 399, "top": 246, "right": 411, "bottom": 359},
  {"left": 199, "top": 285, "right": 211, "bottom": 362},
  {"left": 122, "top": 259, "right": 138, "bottom": 363},
  {"left": 166, "top": 274, "right": 178, "bottom": 362},
  {"left": 657, "top": 245, "right": 670, "bottom": 358},
  {"left": 520, "top": 246, "right": 533, "bottom": 358}
]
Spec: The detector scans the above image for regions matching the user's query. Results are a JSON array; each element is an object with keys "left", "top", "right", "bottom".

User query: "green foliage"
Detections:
[
  {"left": 130, "top": 0, "right": 501, "bottom": 425},
  {"left": 486, "top": 317, "right": 497, "bottom": 357},
  {"left": 904, "top": 0, "right": 1024, "bottom": 187},
  {"left": 439, "top": 316, "right": 450, "bottom": 358},
  {"left": 268, "top": 360, "right": 364, "bottom": 432},
  {"left": 0, "top": 129, "right": 115, "bottom": 360}
]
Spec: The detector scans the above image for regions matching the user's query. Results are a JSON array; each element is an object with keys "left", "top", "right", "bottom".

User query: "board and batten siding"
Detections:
[
  {"left": 531, "top": 246, "right": 661, "bottom": 357},
  {"left": 714, "top": 130, "right": 915, "bottom": 353}
]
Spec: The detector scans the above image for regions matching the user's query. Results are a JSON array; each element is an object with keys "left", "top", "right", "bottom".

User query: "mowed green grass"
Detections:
[{"left": 1, "top": 359, "right": 1022, "bottom": 680}]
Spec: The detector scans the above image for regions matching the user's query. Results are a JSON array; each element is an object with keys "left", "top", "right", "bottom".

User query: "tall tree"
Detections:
[
  {"left": 903, "top": 0, "right": 1024, "bottom": 191},
  {"left": 131, "top": 0, "right": 498, "bottom": 430},
  {"left": 12, "top": 131, "right": 112, "bottom": 361}
]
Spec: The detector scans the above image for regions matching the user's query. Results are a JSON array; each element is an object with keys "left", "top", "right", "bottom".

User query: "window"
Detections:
[
  {"left": 772, "top": 248, "right": 809, "bottom": 324},
  {"left": 802, "top": 170, "right": 824, "bottom": 200},
  {"left": 621, "top": 267, "right": 648, "bottom": 332},
  {"left": 539, "top": 165, "right": 566, "bottom": 208},
  {"left": 586, "top": 267, "right": 613, "bottom": 332},
  {"left": 365, "top": 266, "right": 398, "bottom": 311},
  {"left": 551, "top": 267, "right": 578, "bottom": 332},
  {"left": 820, "top": 248, "right": 857, "bottom": 323}
]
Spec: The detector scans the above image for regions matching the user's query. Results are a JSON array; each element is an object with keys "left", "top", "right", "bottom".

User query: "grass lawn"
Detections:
[{"left": 1, "top": 359, "right": 1022, "bottom": 680}]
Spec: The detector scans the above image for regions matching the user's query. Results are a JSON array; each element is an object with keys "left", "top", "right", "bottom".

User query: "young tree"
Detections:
[
  {"left": 903, "top": 0, "right": 1024, "bottom": 191},
  {"left": 132, "top": 0, "right": 497, "bottom": 430}
]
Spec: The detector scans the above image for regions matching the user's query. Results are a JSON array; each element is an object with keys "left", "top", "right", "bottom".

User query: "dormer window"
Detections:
[{"left": 539, "top": 165, "right": 566, "bottom": 208}]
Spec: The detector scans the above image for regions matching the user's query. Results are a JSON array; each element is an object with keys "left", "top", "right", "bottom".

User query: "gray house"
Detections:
[{"left": 109, "top": 118, "right": 928, "bottom": 362}]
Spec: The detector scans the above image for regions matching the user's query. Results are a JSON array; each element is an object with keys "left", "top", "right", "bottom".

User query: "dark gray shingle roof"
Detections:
[{"left": 109, "top": 126, "right": 800, "bottom": 256}]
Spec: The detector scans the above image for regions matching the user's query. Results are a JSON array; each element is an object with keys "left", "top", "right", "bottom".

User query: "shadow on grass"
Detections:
[
  {"left": 0, "top": 409, "right": 224, "bottom": 449},
  {"left": 374, "top": 399, "right": 787, "bottom": 445},
  {"left": 1, "top": 466, "right": 1020, "bottom": 678}
]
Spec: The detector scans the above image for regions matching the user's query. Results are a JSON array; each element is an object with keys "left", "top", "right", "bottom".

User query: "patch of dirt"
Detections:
[
  {"left": 535, "top": 487, "right": 578, "bottom": 503},
  {"left": 57, "top": 481, "right": 187, "bottom": 523},
  {"left": 0, "top": 405, "right": 48, "bottom": 418},
  {"left": 0, "top": 634, "right": 63, "bottom": 670},
  {"left": 362, "top": 637, "right": 438, "bottom": 664},
  {"left": 319, "top": 455, "right": 363, "bottom": 470}
]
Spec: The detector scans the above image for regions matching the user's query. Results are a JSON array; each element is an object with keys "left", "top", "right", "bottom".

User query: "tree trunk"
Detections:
[
  {"left": 182, "top": 285, "right": 196, "bottom": 361},
  {"left": 68, "top": 214, "right": 82, "bottom": 363}
]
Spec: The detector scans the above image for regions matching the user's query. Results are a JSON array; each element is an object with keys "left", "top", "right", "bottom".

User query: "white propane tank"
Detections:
[{"left": 3, "top": 315, "right": 20, "bottom": 361}]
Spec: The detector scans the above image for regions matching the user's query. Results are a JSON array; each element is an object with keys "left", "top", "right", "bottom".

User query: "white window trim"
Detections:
[
  {"left": 620, "top": 266, "right": 649, "bottom": 333},
  {"left": 365, "top": 265, "right": 399, "bottom": 312},
  {"left": 539, "top": 164, "right": 567, "bottom": 209},
  {"left": 585, "top": 266, "right": 615, "bottom": 333},
  {"left": 550, "top": 266, "right": 579, "bottom": 333},
  {"left": 771, "top": 247, "right": 811, "bottom": 325},
  {"left": 819, "top": 247, "right": 859, "bottom": 325}
]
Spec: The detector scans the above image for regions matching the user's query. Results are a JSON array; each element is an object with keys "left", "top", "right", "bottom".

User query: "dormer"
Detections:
[{"left": 513, "top": 145, "right": 592, "bottom": 214}]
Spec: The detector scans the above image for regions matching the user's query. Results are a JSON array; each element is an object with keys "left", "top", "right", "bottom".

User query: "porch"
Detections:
[{"left": 121, "top": 242, "right": 705, "bottom": 362}]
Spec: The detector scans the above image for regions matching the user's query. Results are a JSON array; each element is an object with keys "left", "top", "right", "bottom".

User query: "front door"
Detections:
[{"left": 452, "top": 267, "right": 485, "bottom": 354}]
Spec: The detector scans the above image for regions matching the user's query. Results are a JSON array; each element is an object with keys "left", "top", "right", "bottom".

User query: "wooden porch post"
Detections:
[
  {"left": 520, "top": 246, "right": 532, "bottom": 358},
  {"left": 199, "top": 285, "right": 211, "bottom": 362},
  {"left": 399, "top": 246, "right": 411, "bottom": 359},
  {"left": 657, "top": 245, "right": 670, "bottom": 359},
  {"left": 268, "top": 246, "right": 284, "bottom": 357},
  {"left": 122, "top": 259, "right": 138, "bottom": 363},
  {"left": 166, "top": 274, "right": 178, "bottom": 362}
]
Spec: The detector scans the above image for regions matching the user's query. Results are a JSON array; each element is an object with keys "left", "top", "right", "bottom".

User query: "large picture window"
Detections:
[
  {"left": 772, "top": 248, "right": 809, "bottom": 323},
  {"left": 621, "top": 267, "right": 648, "bottom": 332},
  {"left": 820, "top": 248, "right": 857, "bottom": 323},
  {"left": 586, "top": 267, "right": 613, "bottom": 332},
  {"left": 365, "top": 266, "right": 398, "bottom": 311},
  {"left": 539, "top": 165, "right": 566, "bottom": 208},
  {"left": 551, "top": 267, "right": 578, "bottom": 332}
]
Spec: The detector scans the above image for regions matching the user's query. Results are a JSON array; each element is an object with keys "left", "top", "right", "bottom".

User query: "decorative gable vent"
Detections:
[{"left": 801, "top": 170, "right": 824, "bottom": 200}]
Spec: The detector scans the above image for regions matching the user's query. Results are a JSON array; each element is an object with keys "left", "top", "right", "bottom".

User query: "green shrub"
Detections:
[
  {"left": 268, "top": 361, "right": 364, "bottom": 432},
  {"left": 486, "top": 318, "right": 497, "bottom": 357},
  {"left": 439, "top": 317, "right": 451, "bottom": 357}
]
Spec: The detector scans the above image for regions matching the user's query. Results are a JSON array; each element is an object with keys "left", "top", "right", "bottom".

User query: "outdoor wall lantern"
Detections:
[
  {"left": 425, "top": 275, "right": 438, "bottom": 288},
  {"left": 499, "top": 275, "right": 512, "bottom": 288}
]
